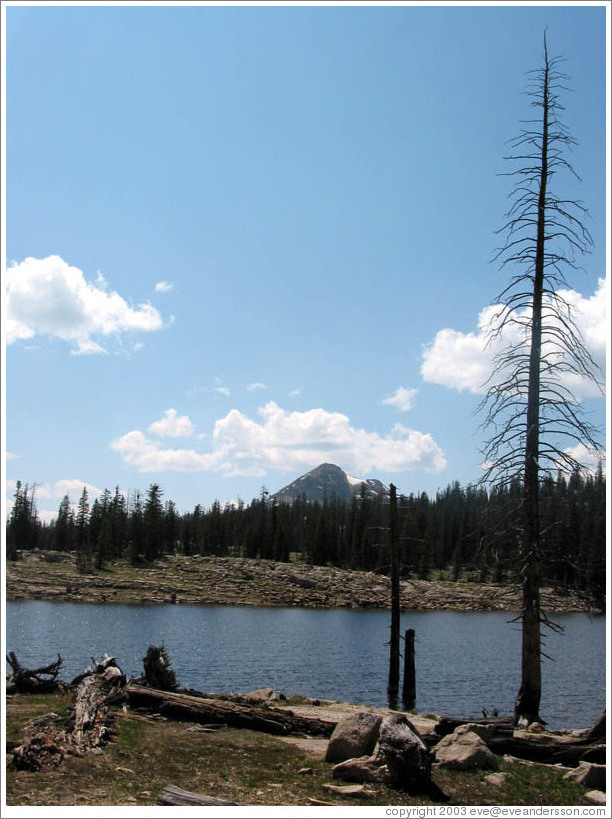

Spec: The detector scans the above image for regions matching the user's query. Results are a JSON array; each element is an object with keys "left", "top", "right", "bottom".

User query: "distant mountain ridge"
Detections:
[{"left": 271, "top": 463, "right": 389, "bottom": 505}]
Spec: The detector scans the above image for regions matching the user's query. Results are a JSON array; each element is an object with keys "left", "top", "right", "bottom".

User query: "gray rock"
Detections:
[
  {"left": 243, "top": 687, "right": 279, "bottom": 702},
  {"left": 332, "top": 755, "right": 386, "bottom": 783},
  {"left": 434, "top": 728, "right": 499, "bottom": 771},
  {"left": 485, "top": 772, "right": 507, "bottom": 787},
  {"left": 325, "top": 711, "right": 382, "bottom": 764},
  {"left": 585, "top": 790, "right": 606, "bottom": 806},
  {"left": 564, "top": 762, "right": 606, "bottom": 791}
]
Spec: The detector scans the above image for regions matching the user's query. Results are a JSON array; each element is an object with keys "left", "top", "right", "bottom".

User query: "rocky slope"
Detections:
[
  {"left": 5, "top": 551, "right": 593, "bottom": 612},
  {"left": 271, "top": 462, "right": 388, "bottom": 505}
]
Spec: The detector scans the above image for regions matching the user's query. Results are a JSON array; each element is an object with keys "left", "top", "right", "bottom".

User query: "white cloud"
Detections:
[
  {"left": 155, "top": 280, "right": 173, "bottom": 293},
  {"left": 148, "top": 408, "right": 195, "bottom": 438},
  {"left": 71, "top": 339, "right": 108, "bottom": 356},
  {"left": 421, "top": 278, "right": 607, "bottom": 398},
  {"left": 110, "top": 401, "right": 446, "bottom": 477},
  {"left": 214, "top": 386, "right": 231, "bottom": 397},
  {"left": 6, "top": 255, "right": 165, "bottom": 352},
  {"left": 247, "top": 382, "right": 268, "bottom": 392},
  {"left": 36, "top": 479, "right": 103, "bottom": 503},
  {"left": 380, "top": 386, "right": 418, "bottom": 412}
]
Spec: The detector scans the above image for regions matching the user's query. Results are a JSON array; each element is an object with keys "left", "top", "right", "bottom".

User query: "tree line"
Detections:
[{"left": 7, "top": 468, "right": 605, "bottom": 607}]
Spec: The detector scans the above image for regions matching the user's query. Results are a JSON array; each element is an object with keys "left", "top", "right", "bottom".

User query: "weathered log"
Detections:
[
  {"left": 157, "top": 785, "right": 243, "bottom": 806},
  {"left": 9, "top": 656, "right": 127, "bottom": 771},
  {"left": 125, "top": 683, "right": 336, "bottom": 737},
  {"left": 486, "top": 731, "right": 606, "bottom": 767}
]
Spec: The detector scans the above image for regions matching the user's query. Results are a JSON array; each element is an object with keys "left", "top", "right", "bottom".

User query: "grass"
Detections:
[{"left": 4, "top": 693, "right": 598, "bottom": 808}]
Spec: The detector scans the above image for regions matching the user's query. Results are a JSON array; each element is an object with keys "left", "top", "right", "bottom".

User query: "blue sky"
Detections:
[{"left": 3, "top": 2, "right": 608, "bottom": 522}]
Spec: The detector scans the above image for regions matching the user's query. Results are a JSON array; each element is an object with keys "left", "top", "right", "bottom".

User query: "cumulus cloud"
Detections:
[
  {"left": 247, "top": 382, "right": 268, "bottom": 392},
  {"left": 421, "top": 278, "right": 607, "bottom": 398},
  {"left": 148, "top": 409, "right": 195, "bottom": 438},
  {"left": 36, "top": 478, "right": 103, "bottom": 503},
  {"left": 380, "top": 386, "right": 418, "bottom": 412},
  {"left": 155, "top": 280, "right": 173, "bottom": 293},
  {"left": 214, "top": 386, "right": 231, "bottom": 397},
  {"left": 111, "top": 401, "right": 446, "bottom": 477},
  {"left": 6, "top": 255, "right": 165, "bottom": 353}
]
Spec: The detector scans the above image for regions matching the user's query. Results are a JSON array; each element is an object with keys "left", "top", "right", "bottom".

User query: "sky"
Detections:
[{"left": 2, "top": 1, "right": 609, "bottom": 523}]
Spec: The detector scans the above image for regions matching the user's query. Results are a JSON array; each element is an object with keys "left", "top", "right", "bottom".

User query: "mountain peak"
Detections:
[{"left": 272, "top": 463, "right": 388, "bottom": 505}]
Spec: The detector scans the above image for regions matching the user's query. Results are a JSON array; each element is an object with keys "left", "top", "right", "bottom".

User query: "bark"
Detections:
[{"left": 125, "top": 684, "right": 336, "bottom": 736}]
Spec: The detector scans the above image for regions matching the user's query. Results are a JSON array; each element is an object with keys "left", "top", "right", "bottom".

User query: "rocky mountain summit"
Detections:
[{"left": 271, "top": 463, "right": 389, "bottom": 505}]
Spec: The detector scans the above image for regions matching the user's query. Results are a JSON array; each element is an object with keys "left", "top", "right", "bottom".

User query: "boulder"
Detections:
[
  {"left": 332, "top": 755, "right": 386, "bottom": 784},
  {"left": 434, "top": 728, "right": 499, "bottom": 771},
  {"left": 585, "top": 790, "right": 606, "bottom": 806},
  {"left": 325, "top": 711, "right": 382, "bottom": 764},
  {"left": 242, "top": 688, "right": 279, "bottom": 702},
  {"left": 564, "top": 762, "right": 606, "bottom": 791},
  {"left": 377, "top": 713, "right": 432, "bottom": 788},
  {"left": 454, "top": 722, "right": 496, "bottom": 742}
]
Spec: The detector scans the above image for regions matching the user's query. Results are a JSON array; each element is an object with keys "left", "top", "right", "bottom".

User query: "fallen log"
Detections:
[
  {"left": 9, "top": 655, "right": 127, "bottom": 771},
  {"left": 125, "top": 683, "right": 336, "bottom": 737},
  {"left": 157, "top": 785, "right": 243, "bottom": 806},
  {"left": 486, "top": 732, "right": 606, "bottom": 767}
]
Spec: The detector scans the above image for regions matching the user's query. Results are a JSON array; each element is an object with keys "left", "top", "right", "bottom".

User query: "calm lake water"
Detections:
[{"left": 5, "top": 602, "right": 606, "bottom": 731}]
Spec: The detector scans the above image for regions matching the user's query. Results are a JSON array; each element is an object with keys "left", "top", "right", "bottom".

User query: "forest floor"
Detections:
[
  {"left": 4, "top": 691, "right": 601, "bottom": 808},
  {"left": 5, "top": 550, "right": 596, "bottom": 612}
]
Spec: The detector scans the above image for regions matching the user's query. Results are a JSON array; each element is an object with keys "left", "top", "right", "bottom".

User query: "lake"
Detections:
[{"left": 5, "top": 602, "right": 606, "bottom": 731}]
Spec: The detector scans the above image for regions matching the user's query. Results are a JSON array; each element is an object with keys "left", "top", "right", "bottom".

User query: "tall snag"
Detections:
[{"left": 480, "top": 33, "right": 603, "bottom": 725}]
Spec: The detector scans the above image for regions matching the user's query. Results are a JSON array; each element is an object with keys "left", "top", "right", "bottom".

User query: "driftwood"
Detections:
[
  {"left": 9, "top": 655, "right": 127, "bottom": 771},
  {"left": 157, "top": 785, "right": 243, "bottom": 806},
  {"left": 6, "top": 651, "right": 64, "bottom": 694},
  {"left": 125, "top": 683, "right": 336, "bottom": 737}
]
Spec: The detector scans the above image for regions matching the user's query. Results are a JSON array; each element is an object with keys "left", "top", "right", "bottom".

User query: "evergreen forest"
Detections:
[{"left": 6, "top": 469, "right": 606, "bottom": 609}]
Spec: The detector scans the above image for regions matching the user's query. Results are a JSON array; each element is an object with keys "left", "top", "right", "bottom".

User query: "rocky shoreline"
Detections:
[{"left": 5, "top": 551, "right": 597, "bottom": 613}]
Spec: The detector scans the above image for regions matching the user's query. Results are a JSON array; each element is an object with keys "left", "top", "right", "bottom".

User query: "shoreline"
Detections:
[{"left": 5, "top": 551, "right": 600, "bottom": 613}]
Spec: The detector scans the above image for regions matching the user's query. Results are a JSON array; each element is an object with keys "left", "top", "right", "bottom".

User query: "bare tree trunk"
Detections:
[
  {"left": 515, "top": 41, "right": 550, "bottom": 727},
  {"left": 387, "top": 484, "right": 400, "bottom": 704}
]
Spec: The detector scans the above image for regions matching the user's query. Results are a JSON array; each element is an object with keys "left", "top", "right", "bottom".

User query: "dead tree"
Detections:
[{"left": 479, "top": 32, "right": 603, "bottom": 726}]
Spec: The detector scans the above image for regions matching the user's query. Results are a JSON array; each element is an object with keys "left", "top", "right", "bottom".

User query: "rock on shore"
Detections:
[{"left": 5, "top": 551, "right": 593, "bottom": 612}]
